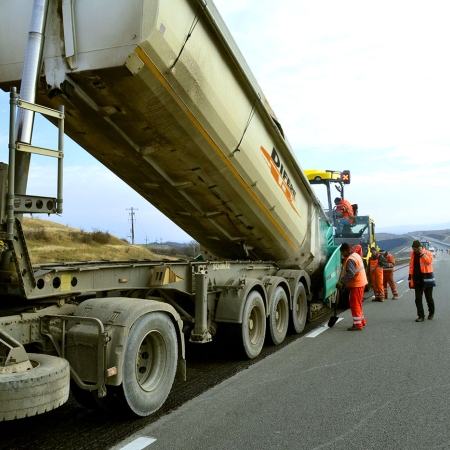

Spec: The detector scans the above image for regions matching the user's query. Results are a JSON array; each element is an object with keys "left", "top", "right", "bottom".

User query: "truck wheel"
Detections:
[
  {"left": 240, "top": 290, "right": 266, "bottom": 359},
  {"left": 96, "top": 312, "right": 178, "bottom": 417},
  {"left": 268, "top": 286, "right": 289, "bottom": 345},
  {"left": 124, "top": 312, "right": 178, "bottom": 416},
  {"left": 0, "top": 353, "right": 69, "bottom": 421},
  {"left": 290, "top": 283, "right": 307, "bottom": 334}
]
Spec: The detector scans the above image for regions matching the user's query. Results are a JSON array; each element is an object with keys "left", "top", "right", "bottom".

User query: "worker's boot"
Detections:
[{"left": 415, "top": 317, "right": 425, "bottom": 322}]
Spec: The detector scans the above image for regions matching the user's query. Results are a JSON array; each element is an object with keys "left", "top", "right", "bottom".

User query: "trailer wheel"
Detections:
[
  {"left": 125, "top": 312, "right": 178, "bottom": 416},
  {"left": 96, "top": 312, "right": 178, "bottom": 417},
  {"left": 0, "top": 353, "right": 69, "bottom": 421},
  {"left": 290, "top": 282, "right": 307, "bottom": 334},
  {"left": 268, "top": 287, "right": 289, "bottom": 345},
  {"left": 236, "top": 290, "right": 266, "bottom": 359}
]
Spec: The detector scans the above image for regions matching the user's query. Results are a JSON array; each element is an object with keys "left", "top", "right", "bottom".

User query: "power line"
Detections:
[{"left": 126, "top": 207, "right": 138, "bottom": 244}]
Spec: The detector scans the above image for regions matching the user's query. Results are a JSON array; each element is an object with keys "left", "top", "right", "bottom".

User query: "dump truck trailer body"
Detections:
[
  {"left": 0, "top": 0, "right": 342, "bottom": 420},
  {"left": 1, "top": 0, "right": 326, "bottom": 268}
]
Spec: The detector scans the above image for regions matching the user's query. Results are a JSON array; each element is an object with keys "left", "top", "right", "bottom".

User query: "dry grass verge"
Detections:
[{"left": 22, "top": 217, "right": 161, "bottom": 264}]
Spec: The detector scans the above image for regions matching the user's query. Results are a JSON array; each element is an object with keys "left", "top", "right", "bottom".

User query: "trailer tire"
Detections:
[
  {"left": 0, "top": 353, "right": 69, "bottom": 421},
  {"left": 95, "top": 312, "right": 178, "bottom": 417},
  {"left": 268, "top": 287, "right": 289, "bottom": 345},
  {"left": 290, "top": 283, "right": 307, "bottom": 334},
  {"left": 125, "top": 312, "right": 178, "bottom": 416},
  {"left": 227, "top": 290, "right": 266, "bottom": 359}
]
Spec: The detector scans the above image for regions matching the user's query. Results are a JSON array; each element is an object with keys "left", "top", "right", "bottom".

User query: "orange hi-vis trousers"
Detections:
[
  {"left": 383, "top": 270, "right": 398, "bottom": 299},
  {"left": 370, "top": 267, "right": 384, "bottom": 301},
  {"left": 350, "top": 286, "right": 366, "bottom": 328}
]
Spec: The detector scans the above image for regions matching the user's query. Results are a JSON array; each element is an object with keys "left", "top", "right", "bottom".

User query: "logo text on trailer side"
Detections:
[{"left": 260, "top": 146, "right": 300, "bottom": 216}]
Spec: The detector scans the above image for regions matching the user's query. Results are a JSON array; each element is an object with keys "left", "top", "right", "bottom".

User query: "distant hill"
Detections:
[
  {"left": 407, "top": 229, "right": 450, "bottom": 243},
  {"left": 145, "top": 241, "right": 200, "bottom": 258},
  {"left": 376, "top": 232, "right": 402, "bottom": 240},
  {"left": 376, "top": 236, "right": 411, "bottom": 256},
  {"left": 377, "top": 228, "right": 450, "bottom": 258},
  {"left": 378, "top": 222, "right": 450, "bottom": 234}
]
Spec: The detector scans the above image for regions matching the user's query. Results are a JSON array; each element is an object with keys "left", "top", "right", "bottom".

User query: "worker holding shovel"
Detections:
[{"left": 337, "top": 242, "right": 368, "bottom": 331}]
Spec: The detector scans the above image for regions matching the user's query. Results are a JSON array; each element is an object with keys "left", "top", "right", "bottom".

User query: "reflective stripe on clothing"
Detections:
[
  {"left": 343, "top": 253, "right": 367, "bottom": 288},
  {"left": 353, "top": 315, "right": 364, "bottom": 325},
  {"left": 370, "top": 262, "right": 384, "bottom": 300},
  {"left": 409, "top": 249, "right": 436, "bottom": 288},
  {"left": 349, "top": 286, "right": 365, "bottom": 328},
  {"left": 383, "top": 270, "right": 398, "bottom": 298}
]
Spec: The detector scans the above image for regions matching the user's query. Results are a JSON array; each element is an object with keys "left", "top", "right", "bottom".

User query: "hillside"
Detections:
[
  {"left": 377, "top": 228, "right": 450, "bottom": 257},
  {"left": 407, "top": 229, "right": 450, "bottom": 243},
  {"left": 21, "top": 218, "right": 161, "bottom": 264}
]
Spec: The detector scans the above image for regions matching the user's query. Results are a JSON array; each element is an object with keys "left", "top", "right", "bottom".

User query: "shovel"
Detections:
[
  {"left": 328, "top": 289, "right": 340, "bottom": 327},
  {"left": 328, "top": 267, "right": 344, "bottom": 328}
]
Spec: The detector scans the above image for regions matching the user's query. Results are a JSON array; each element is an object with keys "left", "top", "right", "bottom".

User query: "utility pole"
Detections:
[{"left": 126, "top": 207, "right": 137, "bottom": 244}]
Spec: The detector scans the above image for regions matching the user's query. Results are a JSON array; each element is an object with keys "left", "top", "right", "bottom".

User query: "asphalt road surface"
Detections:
[{"left": 2, "top": 255, "right": 448, "bottom": 450}]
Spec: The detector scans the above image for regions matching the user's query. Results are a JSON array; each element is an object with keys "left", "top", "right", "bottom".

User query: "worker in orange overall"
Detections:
[
  {"left": 369, "top": 247, "right": 389, "bottom": 301},
  {"left": 338, "top": 242, "right": 368, "bottom": 331},
  {"left": 334, "top": 197, "right": 354, "bottom": 234},
  {"left": 381, "top": 250, "right": 398, "bottom": 299},
  {"left": 351, "top": 244, "right": 363, "bottom": 257}
]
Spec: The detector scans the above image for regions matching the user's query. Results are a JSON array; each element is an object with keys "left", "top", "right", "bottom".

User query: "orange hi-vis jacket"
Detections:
[
  {"left": 343, "top": 253, "right": 367, "bottom": 288},
  {"left": 336, "top": 199, "right": 355, "bottom": 224},
  {"left": 369, "top": 257, "right": 383, "bottom": 274},
  {"left": 408, "top": 249, "right": 436, "bottom": 288},
  {"left": 383, "top": 253, "right": 395, "bottom": 272}
]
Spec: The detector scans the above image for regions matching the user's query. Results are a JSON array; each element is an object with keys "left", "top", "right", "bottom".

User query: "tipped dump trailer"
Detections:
[{"left": 0, "top": 0, "right": 341, "bottom": 420}]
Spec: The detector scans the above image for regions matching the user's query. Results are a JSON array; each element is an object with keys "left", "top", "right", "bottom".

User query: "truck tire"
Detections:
[
  {"left": 0, "top": 353, "right": 69, "bottom": 421},
  {"left": 267, "top": 286, "right": 289, "bottom": 345},
  {"left": 290, "top": 282, "right": 307, "bottom": 334},
  {"left": 228, "top": 290, "right": 266, "bottom": 359},
  {"left": 95, "top": 312, "right": 178, "bottom": 417}
]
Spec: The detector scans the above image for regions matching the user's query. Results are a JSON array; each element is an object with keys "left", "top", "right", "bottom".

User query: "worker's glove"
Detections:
[
  {"left": 336, "top": 282, "right": 344, "bottom": 290},
  {"left": 408, "top": 274, "right": 411, "bottom": 280}
]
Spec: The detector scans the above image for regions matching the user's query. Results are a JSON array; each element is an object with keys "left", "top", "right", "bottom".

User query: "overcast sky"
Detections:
[{"left": 1, "top": 0, "right": 449, "bottom": 242}]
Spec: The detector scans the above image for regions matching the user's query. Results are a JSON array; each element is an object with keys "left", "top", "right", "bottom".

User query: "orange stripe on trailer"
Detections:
[{"left": 134, "top": 45, "right": 298, "bottom": 251}]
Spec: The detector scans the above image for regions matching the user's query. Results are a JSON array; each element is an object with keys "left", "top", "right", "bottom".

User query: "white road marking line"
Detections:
[
  {"left": 119, "top": 437, "right": 157, "bottom": 450},
  {"left": 397, "top": 280, "right": 404, "bottom": 284},
  {"left": 396, "top": 246, "right": 410, "bottom": 254},
  {"left": 306, "top": 318, "right": 343, "bottom": 338}
]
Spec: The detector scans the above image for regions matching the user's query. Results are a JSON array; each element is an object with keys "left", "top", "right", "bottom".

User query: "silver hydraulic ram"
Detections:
[{"left": 14, "top": 0, "right": 50, "bottom": 196}]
